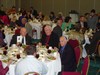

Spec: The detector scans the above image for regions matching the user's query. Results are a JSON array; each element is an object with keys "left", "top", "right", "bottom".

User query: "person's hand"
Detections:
[
  {"left": 54, "top": 47, "right": 59, "bottom": 51},
  {"left": 7, "top": 59, "right": 13, "bottom": 66},
  {"left": 16, "top": 42, "right": 20, "bottom": 46}
]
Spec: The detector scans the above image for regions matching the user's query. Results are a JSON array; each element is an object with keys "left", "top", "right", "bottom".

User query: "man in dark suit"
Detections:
[
  {"left": 40, "top": 25, "right": 59, "bottom": 48},
  {"left": 21, "top": 18, "right": 32, "bottom": 37},
  {"left": 77, "top": 16, "right": 88, "bottom": 29},
  {"left": 85, "top": 24, "right": 100, "bottom": 55},
  {"left": 59, "top": 36, "right": 77, "bottom": 72},
  {"left": 53, "top": 19, "right": 62, "bottom": 39},
  {"left": 10, "top": 28, "right": 32, "bottom": 46}
]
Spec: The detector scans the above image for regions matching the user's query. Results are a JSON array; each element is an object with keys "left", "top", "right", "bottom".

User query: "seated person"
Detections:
[
  {"left": 77, "top": 16, "right": 88, "bottom": 29},
  {"left": 10, "top": 28, "right": 32, "bottom": 46},
  {"left": 39, "top": 25, "right": 59, "bottom": 48},
  {"left": 21, "top": 18, "right": 32, "bottom": 38},
  {"left": 18, "top": 11, "right": 27, "bottom": 27},
  {"left": 53, "top": 19, "right": 62, "bottom": 39},
  {"left": 61, "top": 16, "right": 74, "bottom": 31},
  {"left": 0, "top": 29, "right": 6, "bottom": 47},
  {"left": 59, "top": 36, "right": 77, "bottom": 72},
  {"left": 0, "top": 59, "right": 12, "bottom": 75},
  {"left": 85, "top": 24, "right": 100, "bottom": 55},
  {"left": 15, "top": 45, "right": 48, "bottom": 75},
  {"left": 15, "top": 20, "right": 21, "bottom": 35}
]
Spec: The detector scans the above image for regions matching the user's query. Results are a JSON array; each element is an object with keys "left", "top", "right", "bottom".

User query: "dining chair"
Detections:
[
  {"left": 24, "top": 72, "right": 40, "bottom": 75},
  {"left": 62, "top": 56, "right": 90, "bottom": 75},
  {"left": 68, "top": 39, "right": 79, "bottom": 49},
  {"left": 95, "top": 41, "right": 100, "bottom": 75},
  {"left": 81, "top": 56, "right": 90, "bottom": 75},
  {"left": 90, "top": 40, "right": 100, "bottom": 63},
  {"left": 74, "top": 46, "right": 82, "bottom": 68},
  {"left": 94, "top": 40, "right": 100, "bottom": 57}
]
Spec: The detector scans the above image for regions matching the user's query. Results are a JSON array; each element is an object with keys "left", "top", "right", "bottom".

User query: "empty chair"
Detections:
[
  {"left": 62, "top": 56, "right": 90, "bottom": 75},
  {"left": 89, "top": 40, "right": 100, "bottom": 63},
  {"left": 74, "top": 46, "right": 82, "bottom": 68},
  {"left": 81, "top": 56, "right": 90, "bottom": 75},
  {"left": 94, "top": 40, "right": 100, "bottom": 56}
]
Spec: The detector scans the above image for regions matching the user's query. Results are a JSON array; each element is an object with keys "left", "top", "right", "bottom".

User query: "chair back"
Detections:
[
  {"left": 98, "top": 44, "right": 100, "bottom": 56},
  {"left": 95, "top": 40, "right": 100, "bottom": 56},
  {"left": 68, "top": 39, "right": 79, "bottom": 49},
  {"left": 61, "top": 56, "right": 90, "bottom": 75},
  {"left": 24, "top": 72, "right": 40, "bottom": 75},
  {"left": 74, "top": 46, "right": 81, "bottom": 67},
  {"left": 81, "top": 56, "right": 90, "bottom": 75}
]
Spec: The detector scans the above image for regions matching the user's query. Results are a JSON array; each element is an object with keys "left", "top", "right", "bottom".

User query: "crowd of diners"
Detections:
[{"left": 0, "top": 6, "right": 100, "bottom": 75}]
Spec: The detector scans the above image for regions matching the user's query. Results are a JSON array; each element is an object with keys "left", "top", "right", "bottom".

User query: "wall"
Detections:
[
  {"left": 27, "top": 0, "right": 100, "bottom": 16},
  {"left": 1, "top": 0, "right": 100, "bottom": 16},
  {"left": 0, "top": 0, "right": 15, "bottom": 10}
]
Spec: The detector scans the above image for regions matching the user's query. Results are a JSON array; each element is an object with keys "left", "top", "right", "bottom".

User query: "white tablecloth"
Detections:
[
  {"left": 29, "top": 21, "right": 42, "bottom": 39},
  {"left": 3, "top": 53, "right": 61, "bottom": 75},
  {"left": 45, "top": 53, "right": 61, "bottom": 75},
  {"left": 4, "top": 33, "right": 14, "bottom": 47}
]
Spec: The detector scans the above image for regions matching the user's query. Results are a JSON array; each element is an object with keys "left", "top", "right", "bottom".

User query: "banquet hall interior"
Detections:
[{"left": 0, "top": 0, "right": 100, "bottom": 75}]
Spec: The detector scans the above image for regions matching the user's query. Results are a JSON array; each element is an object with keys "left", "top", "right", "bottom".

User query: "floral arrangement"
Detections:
[{"left": 36, "top": 46, "right": 57, "bottom": 61}]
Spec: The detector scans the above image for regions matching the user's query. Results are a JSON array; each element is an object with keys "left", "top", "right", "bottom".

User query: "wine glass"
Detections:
[
  {"left": 13, "top": 26, "right": 15, "bottom": 29},
  {"left": 33, "top": 42, "right": 37, "bottom": 46},
  {"left": 11, "top": 28, "right": 13, "bottom": 31},
  {"left": 2, "top": 29, "right": 4, "bottom": 33},
  {"left": 3, "top": 50, "right": 7, "bottom": 55},
  {"left": 46, "top": 45, "right": 49, "bottom": 49},
  {"left": 16, "top": 54, "right": 20, "bottom": 59},
  {"left": 47, "top": 50, "right": 51, "bottom": 54},
  {"left": 35, "top": 54, "right": 39, "bottom": 58},
  {"left": 4, "top": 46, "right": 8, "bottom": 50}
]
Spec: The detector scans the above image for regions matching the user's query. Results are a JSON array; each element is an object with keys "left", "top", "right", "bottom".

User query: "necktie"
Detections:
[
  {"left": 60, "top": 46, "right": 65, "bottom": 54},
  {"left": 22, "top": 37, "right": 24, "bottom": 44}
]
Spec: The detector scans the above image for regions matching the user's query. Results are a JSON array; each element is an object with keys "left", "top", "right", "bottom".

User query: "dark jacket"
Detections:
[
  {"left": 77, "top": 21, "right": 88, "bottom": 29},
  {"left": 41, "top": 32, "right": 59, "bottom": 48},
  {"left": 10, "top": 34, "right": 32, "bottom": 46},
  {"left": 0, "top": 31, "right": 6, "bottom": 47},
  {"left": 59, "top": 44, "right": 77, "bottom": 71},
  {"left": 85, "top": 30, "right": 100, "bottom": 54},
  {"left": 53, "top": 25, "right": 62, "bottom": 39}
]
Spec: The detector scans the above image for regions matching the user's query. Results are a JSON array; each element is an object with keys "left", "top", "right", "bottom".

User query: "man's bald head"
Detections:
[
  {"left": 20, "top": 28, "right": 27, "bottom": 36},
  {"left": 60, "top": 36, "right": 68, "bottom": 47}
]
